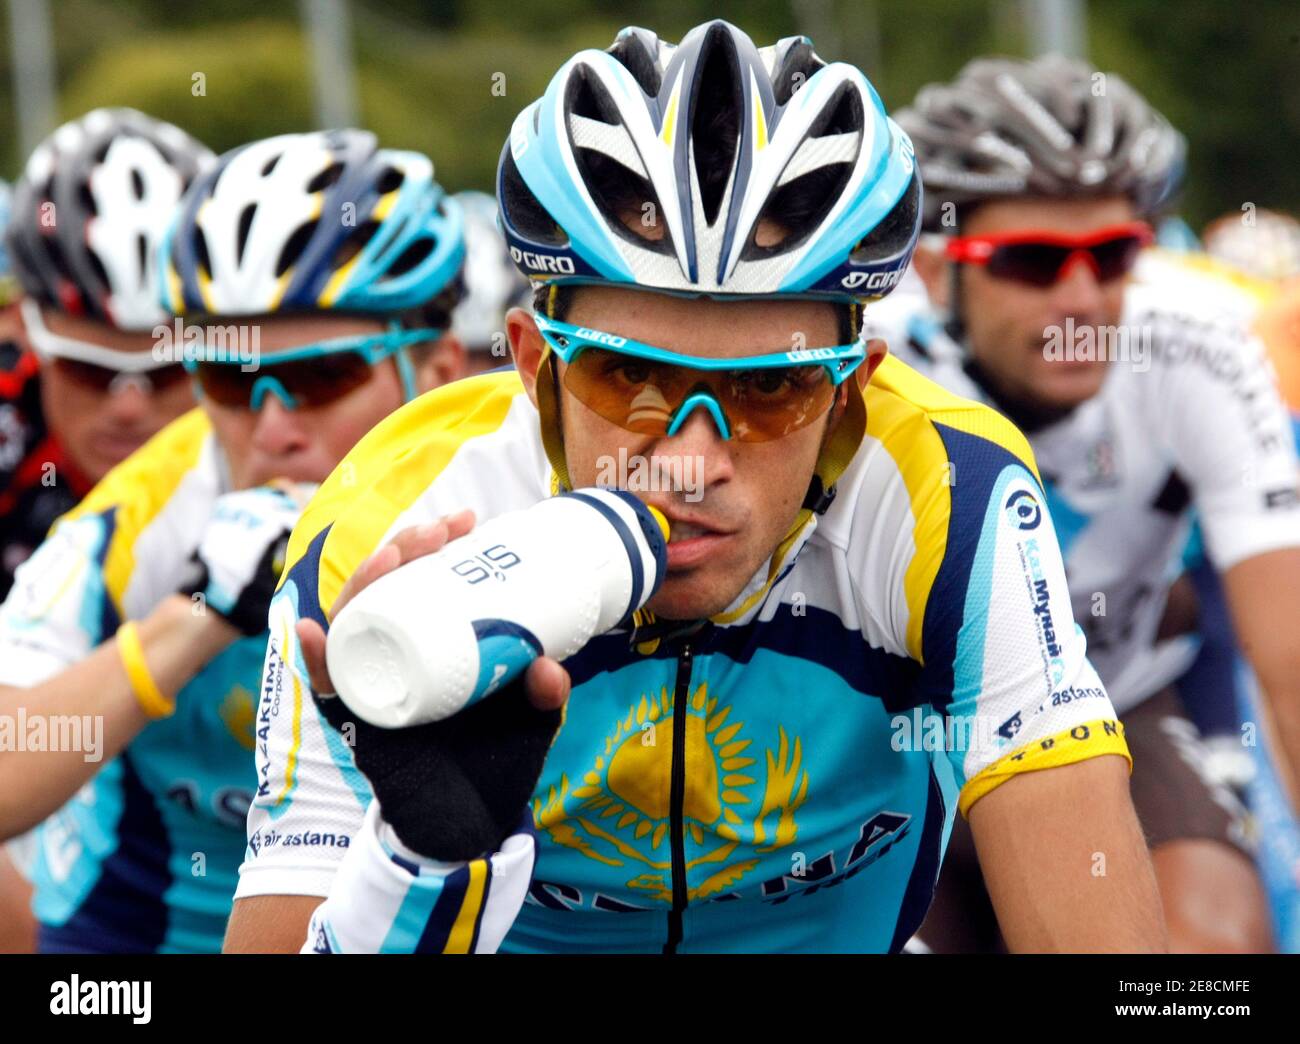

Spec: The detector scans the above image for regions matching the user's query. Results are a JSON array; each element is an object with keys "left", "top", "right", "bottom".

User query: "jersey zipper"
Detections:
[{"left": 663, "top": 642, "right": 693, "bottom": 955}]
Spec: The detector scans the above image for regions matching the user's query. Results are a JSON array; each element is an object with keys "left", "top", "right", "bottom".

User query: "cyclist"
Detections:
[
  {"left": 881, "top": 55, "right": 1300, "bottom": 952},
  {"left": 0, "top": 110, "right": 212, "bottom": 954},
  {"left": 0, "top": 128, "right": 467, "bottom": 952},
  {"left": 452, "top": 189, "right": 532, "bottom": 375},
  {"left": 0, "top": 109, "right": 212, "bottom": 599},
  {"left": 227, "top": 21, "right": 1164, "bottom": 954}
]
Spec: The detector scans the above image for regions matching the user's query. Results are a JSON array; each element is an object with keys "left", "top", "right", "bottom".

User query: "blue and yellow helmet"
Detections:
[{"left": 160, "top": 129, "right": 465, "bottom": 317}]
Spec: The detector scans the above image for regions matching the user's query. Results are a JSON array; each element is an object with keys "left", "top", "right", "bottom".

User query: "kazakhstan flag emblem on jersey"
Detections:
[{"left": 532, "top": 682, "right": 809, "bottom": 903}]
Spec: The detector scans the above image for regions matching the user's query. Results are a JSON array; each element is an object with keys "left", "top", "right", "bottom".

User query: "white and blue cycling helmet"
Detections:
[
  {"left": 160, "top": 129, "right": 465, "bottom": 317},
  {"left": 497, "top": 20, "right": 921, "bottom": 302}
]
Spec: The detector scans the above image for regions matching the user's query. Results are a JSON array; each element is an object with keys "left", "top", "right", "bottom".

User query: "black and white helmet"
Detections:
[
  {"left": 895, "top": 55, "right": 1185, "bottom": 230},
  {"left": 5, "top": 108, "right": 213, "bottom": 329}
]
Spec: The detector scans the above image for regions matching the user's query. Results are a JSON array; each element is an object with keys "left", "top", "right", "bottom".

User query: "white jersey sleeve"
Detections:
[
  {"left": 236, "top": 585, "right": 374, "bottom": 899},
  {"left": 1133, "top": 286, "right": 1300, "bottom": 569},
  {"left": 0, "top": 516, "right": 113, "bottom": 686}
]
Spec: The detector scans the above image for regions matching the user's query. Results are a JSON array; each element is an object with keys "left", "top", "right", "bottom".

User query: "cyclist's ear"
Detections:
[
  {"left": 857, "top": 337, "right": 889, "bottom": 388},
  {"left": 507, "top": 307, "right": 547, "bottom": 408},
  {"left": 911, "top": 242, "right": 950, "bottom": 308},
  {"left": 411, "top": 333, "right": 467, "bottom": 392}
]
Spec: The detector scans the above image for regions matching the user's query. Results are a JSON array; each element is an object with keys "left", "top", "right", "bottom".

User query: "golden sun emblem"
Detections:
[
  {"left": 219, "top": 685, "right": 257, "bottom": 751},
  {"left": 533, "top": 682, "right": 809, "bottom": 904}
]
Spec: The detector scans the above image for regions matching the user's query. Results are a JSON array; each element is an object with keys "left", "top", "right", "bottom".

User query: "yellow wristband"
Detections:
[{"left": 117, "top": 621, "right": 174, "bottom": 719}]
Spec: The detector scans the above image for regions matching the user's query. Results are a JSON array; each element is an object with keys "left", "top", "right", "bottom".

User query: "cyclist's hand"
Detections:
[
  {"left": 180, "top": 483, "right": 314, "bottom": 636},
  {"left": 300, "top": 510, "right": 571, "bottom": 862}
]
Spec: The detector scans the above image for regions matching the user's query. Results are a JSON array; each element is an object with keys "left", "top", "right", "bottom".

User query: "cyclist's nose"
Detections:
[
  {"left": 250, "top": 396, "right": 310, "bottom": 457},
  {"left": 103, "top": 378, "right": 150, "bottom": 423},
  {"left": 1051, "top": 251, "right": 1106, "bottom": 313},
  {"left": 657, "top": 403, "right": 735, "bottom": 486}
]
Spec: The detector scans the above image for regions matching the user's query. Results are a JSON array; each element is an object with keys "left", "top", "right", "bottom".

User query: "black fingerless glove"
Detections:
[{"left": 313, "top": 680, "right": 561, "bottom": 862}]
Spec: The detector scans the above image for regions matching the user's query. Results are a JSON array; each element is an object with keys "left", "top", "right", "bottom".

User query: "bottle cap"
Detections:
[{"left": 646, "top": 504, "right": 671, "bottom": 543}]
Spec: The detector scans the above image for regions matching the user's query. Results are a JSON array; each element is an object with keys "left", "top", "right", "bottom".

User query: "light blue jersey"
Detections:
[
  {"left": 0, "top": 410, "right": 261, "bottom": 952},
  {"left": 241, "top": 367, "right": 1127, "bottom": 953}
]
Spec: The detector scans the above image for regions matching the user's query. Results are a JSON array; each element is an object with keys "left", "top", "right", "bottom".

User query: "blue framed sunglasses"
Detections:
[
  {"left": 533, "top": 313, "right": 866, "bottom": 442},
  {"left": 183, "top": 323, "right": 440, "bottom": 410}
]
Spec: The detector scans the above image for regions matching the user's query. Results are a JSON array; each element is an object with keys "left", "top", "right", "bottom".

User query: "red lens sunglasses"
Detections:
[{"left": 944, "top": 221, "right": 1154, "bottom": 287}]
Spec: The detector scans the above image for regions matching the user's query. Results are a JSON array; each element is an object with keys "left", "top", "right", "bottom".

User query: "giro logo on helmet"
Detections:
[
  {"left": 509, "top": 247, "right": 576, "bottom": 275},
  {"left": 841, "top": 270, "right": 903, "bottom": 291}
]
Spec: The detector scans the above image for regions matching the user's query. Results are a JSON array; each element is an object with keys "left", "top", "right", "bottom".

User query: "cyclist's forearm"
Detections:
[
  {"left": 1222, "top": 548, "right": 1300, "bottom": 807},
  {"left": 0, "top": 595, "right": 238, "bottom": 837},
  {"left": 972, "top": 755, "right": 1167, "bottom": 953}
]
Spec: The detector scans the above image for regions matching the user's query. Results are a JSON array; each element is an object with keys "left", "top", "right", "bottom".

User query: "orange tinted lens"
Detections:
[
  {"left": 264, "top": 353, "right": 374, "bottom": 406},
  {"left": 195, "top": 353, "right": 374, "bottom": 409},
  {"left": 193, "top": 363, "right": 253, "bottom": 407},
  {"left": 562, "top": 348, "right": 695, "bottom": 435},
  {"left": 721, "top": 366, "right": 836, "bottom": 441},
  {"left": 562, "top": 348, "right": 836, "bottom": 442}
]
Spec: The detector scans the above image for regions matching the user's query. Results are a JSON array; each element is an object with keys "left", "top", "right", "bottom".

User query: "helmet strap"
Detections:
[
  {"left": 944, "top": 252, "right": 968, "bottom": 345},
  {"left": 394, "top": 342, "right": 420, "bottom": 403},
  {"left": 535, "top": 347, "right": 573, "bottom": 493}
]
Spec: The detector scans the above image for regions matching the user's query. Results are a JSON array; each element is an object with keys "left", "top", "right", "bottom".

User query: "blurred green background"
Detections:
[{"left": 0, "top": 0, "right": 1296, "bottom": 229}]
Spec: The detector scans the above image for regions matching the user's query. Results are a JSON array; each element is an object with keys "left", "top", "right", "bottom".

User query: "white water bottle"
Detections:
[{"left": 325, "top": 488, "right": 670, "bottom": 728}]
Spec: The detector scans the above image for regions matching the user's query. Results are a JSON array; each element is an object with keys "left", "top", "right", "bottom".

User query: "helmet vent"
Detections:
[
  {"left": 849, "top": 172, "right": 919, "bottom": 264},
  {"left": 260, "top": 152, "right": 282, "bottom": 178},
  {"left": 690, "top": 29, "right": 741, "bottom": 227},
  {"left": 78, "top": 182, "right": 98, "bottom": 218},
  {"left": 331, "top": 218, "right": 381, "bottom": 271},
  {"left": 306, "top": 162, "right": 344, "bottom": 194},
  {"left": 607, "top": 30, "right": 662, "bottom": 96},
  {"left": 376, "top": 166, "right": 405, "bottom": 194},
  {"left": 130, "top": 168, "right": 145, "bottom": 201},
  {"left": 136, "top": 233, "right": 148, "bottom": 277},
  {"left": 499, "top": 147, "right": 566, "bottom": 247},
  {"left": 193, "top": 225, "right": 213, "bottom": 280},
  {"left": 744, "top": 84, "right": 861, "bottom": 259},
  {"left": 567, "top": 69, "right": 673, "bottom": 254},
  {"left": 773, "top": 41, "right": 823, "bottom": 106},
  {"left": 275, "top": 220, "right": 318, "bottom": 277},
  {"left": 235, "top": 204, "right": 256, "bottom": 266},
  {"left": 384, "top": 238, "right": 434, "bottom": 279}
]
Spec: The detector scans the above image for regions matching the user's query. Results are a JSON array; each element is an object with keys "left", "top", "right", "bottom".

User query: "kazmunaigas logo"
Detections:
[{"left": 533, "top": 682, "right": 809, "bottom": 904}]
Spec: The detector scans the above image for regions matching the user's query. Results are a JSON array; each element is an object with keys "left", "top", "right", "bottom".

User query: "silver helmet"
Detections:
[{"left": 896, "top": 54, "right": 1185, "bottom": 230}]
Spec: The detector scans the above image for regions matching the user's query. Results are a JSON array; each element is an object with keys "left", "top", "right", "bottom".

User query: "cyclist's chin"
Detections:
[
  {"left": 1034, "top": 355, "right": 1110, "bottom": 409},
  {"left": 649, "top": 561, "right": 752, "bottom": 621}
]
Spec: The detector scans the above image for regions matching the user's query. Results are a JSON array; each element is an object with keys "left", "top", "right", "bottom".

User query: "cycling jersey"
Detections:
[
  {"left": 238, "top": 361, "right": 1128, "bottom": 953},
  {"left": 867, "top": 253, "right": 1300, "bottom": 714},
  {"left": 0, "top": 341, "right": 91, "bottom": 600},
  {"left": 0, "top": 408, "right": 265, "bottom": 953}
]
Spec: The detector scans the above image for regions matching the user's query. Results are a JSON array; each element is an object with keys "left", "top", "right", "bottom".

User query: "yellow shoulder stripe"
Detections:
[
  {"left": 282, "top": 370, "right": 527, "bottom": 618},
  {"left": 864, "top": 356, "right": 1042, "bottom": 662},
  {"left": 958, "top": 718, "right": 1131, "bottom": 817},
  {"left": 61, "top": 408, "right": 212, "bottom": 610}
]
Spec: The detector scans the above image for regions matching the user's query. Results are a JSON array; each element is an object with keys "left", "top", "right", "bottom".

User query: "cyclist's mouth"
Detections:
[{"left": 664, "top": 517, "right": 734, "bottom": 570}]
